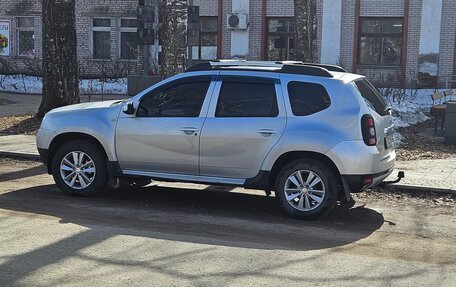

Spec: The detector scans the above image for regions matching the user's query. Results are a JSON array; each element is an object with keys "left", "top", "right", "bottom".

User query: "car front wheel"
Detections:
[{"left": 51, "top": 140, "right": 108, "bottom": 196}]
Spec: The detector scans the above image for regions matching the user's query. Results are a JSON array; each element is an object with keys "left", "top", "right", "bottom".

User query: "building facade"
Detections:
[
  {"left": 0, "top": 0, "right": 455, "bottom": 87},
  {"left": 0, "top": 0, "right": 144, "bottom": 78}
]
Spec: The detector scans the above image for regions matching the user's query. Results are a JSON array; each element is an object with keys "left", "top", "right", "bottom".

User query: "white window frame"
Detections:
[
  {"left": 89, "top": 17, "right": 112, "bottom": 59},
  {"left": 15, "top": 16, "right": 35, "bottom": 57},
  {"left": 118, "top": 17, "right": 138, "bottom": 60}
]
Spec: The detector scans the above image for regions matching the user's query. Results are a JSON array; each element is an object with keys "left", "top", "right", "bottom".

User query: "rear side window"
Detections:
[
  {"left": 215, "top": 77, "right": 278, "bottom": 117},
  {"left": 287, "top": 81, "right": 331, "bottom": 116},
  {"left": 353, "top": 79, "right": 387, "bottom": 116}
]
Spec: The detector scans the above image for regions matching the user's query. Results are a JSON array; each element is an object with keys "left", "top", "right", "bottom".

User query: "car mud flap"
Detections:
[{"left": 341, "top": 177, "right": 352, "bottom": 201}]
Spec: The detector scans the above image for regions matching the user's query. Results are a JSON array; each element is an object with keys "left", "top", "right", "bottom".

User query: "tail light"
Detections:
[{"left": 361, "top": 114, "right": 377, "bottom": 146}]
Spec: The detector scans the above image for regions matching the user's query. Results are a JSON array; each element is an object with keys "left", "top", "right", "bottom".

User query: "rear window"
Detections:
[
  {"left": 287, "top": 81, "right": 331, "bottom": 116},
  {"left": 353, "top": 79, "right": 388, "bottom": 116}
]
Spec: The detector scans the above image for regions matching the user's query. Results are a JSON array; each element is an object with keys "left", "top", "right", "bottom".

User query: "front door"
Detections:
[{"left": 116, "top": 76, "right": 215, "bottom": 175}]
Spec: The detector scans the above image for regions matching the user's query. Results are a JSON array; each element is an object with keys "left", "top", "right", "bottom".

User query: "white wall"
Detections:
[
  {"left": 320, "top": 0, "right": 342, "bottom": 64},
  {"left": 230, "top": 0, "right": 249, "bottom": 58},
  {"left": 419, "top": 0, "right": 443, "bottom": 55},
  {"left": 418, "top": 0, "right": 443, "bottom": 77}
]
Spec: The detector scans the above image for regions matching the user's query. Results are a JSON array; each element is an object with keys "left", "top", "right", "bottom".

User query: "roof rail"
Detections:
[
  {"left": 281, "top": 65, "right": 333, "bottom": 77},
  {"left": 185, "top": 60, "right": 334, "bottom": 78},
  {"left": 276, "top": 61, "right": 347, "bottom": 72}
]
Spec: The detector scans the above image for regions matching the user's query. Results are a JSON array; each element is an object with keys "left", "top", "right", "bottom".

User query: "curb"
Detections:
[
  {"left": 0, "top": 151, "right": 40, "bottom": 160},
  {"left": 389, "top": 183, "right": 456, "bottom": 195}
]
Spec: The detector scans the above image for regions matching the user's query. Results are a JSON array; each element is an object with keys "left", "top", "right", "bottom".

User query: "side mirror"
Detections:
[{"left": 123, "top": 101, "right": 135, "bottom": 115}]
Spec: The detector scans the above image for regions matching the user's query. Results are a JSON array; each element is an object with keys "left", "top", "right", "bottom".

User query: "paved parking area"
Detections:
[{"left": 0, "top": 158, "right": 454, "bottom": 286}]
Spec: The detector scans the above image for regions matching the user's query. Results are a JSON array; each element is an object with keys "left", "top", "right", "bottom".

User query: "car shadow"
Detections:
[
  {"left": 0, "top": 164, "right": 45, "bottom": 183},
  {"left": 0, "top": 181, "right": 385, "bottom": 251}
]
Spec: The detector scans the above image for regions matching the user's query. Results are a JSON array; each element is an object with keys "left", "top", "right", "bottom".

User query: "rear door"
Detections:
[{"left": 199, "top": 73, "right": 287, "bottom": 178}]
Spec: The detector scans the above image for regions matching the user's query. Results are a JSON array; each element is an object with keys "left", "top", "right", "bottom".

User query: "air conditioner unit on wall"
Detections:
[{"left": 227, "top": 13, "right": 248, "bottom": 30}]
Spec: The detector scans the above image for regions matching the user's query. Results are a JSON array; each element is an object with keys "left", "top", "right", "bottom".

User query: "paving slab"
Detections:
[
  {"left": 0, "top": 134, "right": 39, "bottom": 158},
  {"left": 386, "top": 158, "right": 456, "bottom": 194}
]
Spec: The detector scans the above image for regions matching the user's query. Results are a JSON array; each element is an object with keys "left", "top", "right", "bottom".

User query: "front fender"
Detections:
[{"left": 40, "top": 108, "right": 120, "bottom": 161}]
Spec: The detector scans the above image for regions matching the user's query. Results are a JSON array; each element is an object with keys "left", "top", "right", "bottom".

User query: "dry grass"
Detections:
[
  {"left": 396, "top": 120, "right": 456, "bottom": 161},
  {"left": 0, "top": 114, "right": 42, "bottom": 135}
]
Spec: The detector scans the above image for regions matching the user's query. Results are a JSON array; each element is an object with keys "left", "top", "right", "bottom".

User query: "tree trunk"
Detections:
[
  {"left": 294, "top": 0, "right": 317, "bottom": 63},
  {"left": 160, "top": 0, "right": 187, "bottom": 79},
  {"left": 38, "top": 0, "right": 79, "bottom": 118}
]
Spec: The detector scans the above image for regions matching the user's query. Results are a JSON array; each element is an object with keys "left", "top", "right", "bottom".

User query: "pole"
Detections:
[{"left": 143, "top": 0, "right": 154, "bottom": 76}]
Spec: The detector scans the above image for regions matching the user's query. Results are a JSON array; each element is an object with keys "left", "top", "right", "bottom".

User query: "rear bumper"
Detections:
[
  {"left": 325, "top": 140, "right": 396, "bottom": 175},
  {"left": 341, "top": 167, "right": 394, "bottom": 193}
]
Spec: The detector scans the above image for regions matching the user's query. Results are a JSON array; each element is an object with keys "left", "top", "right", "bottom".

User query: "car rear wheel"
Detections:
[
  {"left": 52, "top": 140, "right": 108, "bottom": 196},
  {"left": 275, "top": 159, "right": 337, "bottom": 219}
]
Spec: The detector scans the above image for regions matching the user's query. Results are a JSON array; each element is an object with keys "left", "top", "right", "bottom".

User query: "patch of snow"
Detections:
[
  {"left": 80, "top": 78, "right": 127, "bottom": 95},
  {"left": 0, "top": 75, "right": 127, "bottom": 95},
  {"left": 393, "top": 131, "right": 404, "bottom": 147},
  {"left": 390, "top": 100, "right": 429, "bottom": 128},
  {"left": 419, "top": 61, "right": 438, "bottom": 75}
]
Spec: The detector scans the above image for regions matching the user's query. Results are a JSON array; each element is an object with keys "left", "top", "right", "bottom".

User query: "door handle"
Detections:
[
  {"left": 181, "top": 127, "right": 198, "bottom": 135},
  {"left": 257, "top": 129, "right": 276, "bottom": 136}
]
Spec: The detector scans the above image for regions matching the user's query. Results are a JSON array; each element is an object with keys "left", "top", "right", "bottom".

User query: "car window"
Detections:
[
  {"left": 215, "top": 77, "right": 278, "bottom": 117},
  {"left": 287, "top": 81, "right": 331, "bottom": 116},
  {"left": 137, "top": 78, "right": 211, "bottom": 117},
  {"left": 352, "top": 79, "right": 387, "bottom": 116}
]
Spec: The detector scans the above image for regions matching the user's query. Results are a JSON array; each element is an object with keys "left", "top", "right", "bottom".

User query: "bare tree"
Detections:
[
  {"left": 160, "top": 0, "right": 187, "bottom": 79},
  {"left": 294, "top": 0, "right": 317, "bottom": 62},
  {"left": 38, "top": 0, "right": 79, "bottom": 117}
]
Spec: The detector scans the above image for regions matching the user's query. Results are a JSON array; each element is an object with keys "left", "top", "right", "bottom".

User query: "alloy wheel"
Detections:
[
  {"left": 59, "top": 151, "right": 96, "bottom": 190},
  {"left": 284, "top": 169, "right": 326, "bottom": 211}
]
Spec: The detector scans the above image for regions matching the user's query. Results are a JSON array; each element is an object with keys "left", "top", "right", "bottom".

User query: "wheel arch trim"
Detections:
[{"left": 45, "top": 132, "right": 111, "bottom": 174}]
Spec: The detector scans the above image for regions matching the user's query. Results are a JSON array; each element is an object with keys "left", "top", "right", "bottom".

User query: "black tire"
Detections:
[
  {"left": 51, "top": 140, "right": 108, "bottom": 196},
  {"left": 275, "top": 159, "right": 338, "bottom": 219}
]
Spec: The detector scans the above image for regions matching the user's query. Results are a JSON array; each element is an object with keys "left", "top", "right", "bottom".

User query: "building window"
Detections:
[
  {"left": 16, "top": 17, "right": 35, "bottom": 56},
  {"left": 191, "top": 17, "right": 217, "bottom": 60},
  {"left": 92, "top": 18, "right": 111, "bottom": 59},
  {"left": 120, "top": 18, "right": 138, "bottom": 60},
  {"left": 359, "top": 18, "right": 403, "bottom": 66},
  {"left": 267, "top": 18, "right": 295, "bottom": 61}
]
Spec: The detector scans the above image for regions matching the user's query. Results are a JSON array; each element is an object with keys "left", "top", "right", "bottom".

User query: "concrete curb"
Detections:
[
  {"left": 389, "top": 183, "right": 456, "bottom": 195},
  {"left": 0, "top": 151, "right": 40, "bottom": 160}
]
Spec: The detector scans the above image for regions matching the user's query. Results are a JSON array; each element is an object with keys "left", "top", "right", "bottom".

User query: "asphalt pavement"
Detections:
[{"left": 0, "top": 158, "right": 454, "bottom": 286}]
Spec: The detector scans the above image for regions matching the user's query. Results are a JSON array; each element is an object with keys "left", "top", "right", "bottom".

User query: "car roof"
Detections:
[{"left": 185, "top": 60, "right": 363, "bottom": 82}]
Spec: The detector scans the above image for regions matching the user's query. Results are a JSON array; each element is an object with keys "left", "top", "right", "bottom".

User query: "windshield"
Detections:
[{"left": 352, "top": 79, "right": 388, "bottom": 116}]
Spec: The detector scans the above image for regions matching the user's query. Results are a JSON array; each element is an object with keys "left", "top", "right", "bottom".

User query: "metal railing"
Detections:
[{"left": 444, "top": 75, "right": 456, "bottom": 90}]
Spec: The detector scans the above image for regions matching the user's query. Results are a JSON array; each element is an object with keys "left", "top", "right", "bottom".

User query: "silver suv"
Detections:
[{"left": 36, "top": 61, "right": 396, "bottom": 218}]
